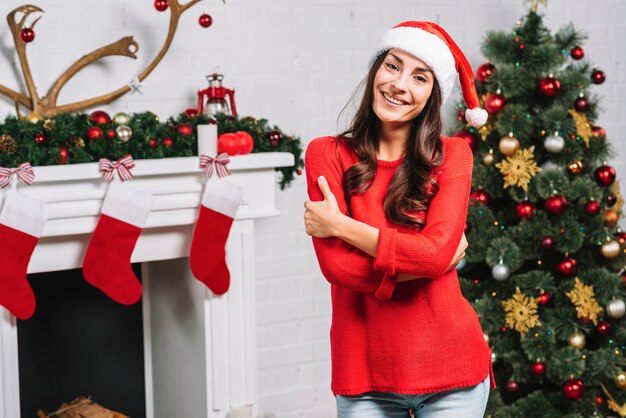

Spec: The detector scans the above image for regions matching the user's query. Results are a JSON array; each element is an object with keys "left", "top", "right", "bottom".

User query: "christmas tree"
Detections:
[{"left": 452, "top": 3, "right": 626, "bottom": 417}]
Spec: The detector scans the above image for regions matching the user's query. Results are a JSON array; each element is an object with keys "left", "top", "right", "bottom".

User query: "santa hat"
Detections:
[{"left": 370, "top": 21, "right": 488, "bottom": 128}]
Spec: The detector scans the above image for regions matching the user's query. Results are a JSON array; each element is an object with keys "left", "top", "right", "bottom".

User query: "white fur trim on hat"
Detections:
[
  {"left": 465, "top": 108, "right": 488, "bottom": 128},
  {"left": 369, "top": 26, "right": 457, "bottom": 105}
]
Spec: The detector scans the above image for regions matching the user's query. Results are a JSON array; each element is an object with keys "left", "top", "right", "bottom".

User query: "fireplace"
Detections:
[{"left": 0, "top": 152, "right": 293, "bottom": 418}]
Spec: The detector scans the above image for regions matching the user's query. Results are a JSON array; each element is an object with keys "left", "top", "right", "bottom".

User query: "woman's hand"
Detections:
[
  {"left": 304, "top": 176, "right": 343, "bottom": 238},
  {"left": 447, "top": 232, "right": 468, "bottom": 271}
]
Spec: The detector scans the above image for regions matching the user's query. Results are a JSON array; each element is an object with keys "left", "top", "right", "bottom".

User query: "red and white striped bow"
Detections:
[
  {"left": 99, "top": 154, "right": 135, "bottom": 182},
  {"left": 0, "top": 162, "right": 35, "bottom": 188},
  {"left": 199, "top": 152, "right": 231, "bottom": 178}
]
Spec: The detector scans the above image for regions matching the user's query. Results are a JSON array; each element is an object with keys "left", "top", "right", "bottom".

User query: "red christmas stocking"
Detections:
[
  {"left": 190, "top": 177, "right": 243, "bottom": 295},
  {"left": 83, "top": 182, "right": 153, "bottom": 305},
  {"left": 0, "top": 190, "right": 47, "bottom": 319}
]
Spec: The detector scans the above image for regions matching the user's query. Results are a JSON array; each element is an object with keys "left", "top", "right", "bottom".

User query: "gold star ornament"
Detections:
[
  {"left": 569, "top": 109, "right": 594, "bottom": 148},
  {"left": 566, "top": 277, "right": 603, "bottom": 324},
  {"left": 495, "top": 146, "right": 542, "bottom": 191},
  {"left": 502, "top": 287, "right": 542, "bottom": 336}
]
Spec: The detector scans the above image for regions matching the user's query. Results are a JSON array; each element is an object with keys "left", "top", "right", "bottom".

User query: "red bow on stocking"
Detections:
[
  {"left": 0, "top": 162, "right": 35, "bottom": 188},
  {"left": 99, "top": 154, "right": 135, "bottom": 182},
  {"left": 199, "top": 153, "right": 231, "bottom": 178}
]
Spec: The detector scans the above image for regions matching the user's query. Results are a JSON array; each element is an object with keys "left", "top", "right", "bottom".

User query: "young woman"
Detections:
[{"left": 303, "top": 22, "right": 495, "bottom": 417}]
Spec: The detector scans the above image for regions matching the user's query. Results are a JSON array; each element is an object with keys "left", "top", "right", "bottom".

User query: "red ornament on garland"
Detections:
[
  {"left": 485, "top": 93, "right": 506, "bottom": 114},
  {"left": 570, "top": 46, "right": 584, "bottom": 60},
  {"left": 544, "top": 194, "right": 568, "bottom": 215},
  {"left": 584, "top": 200, "right": 601, "bottom": 216},
  {"left": 148, "top": 139, "right": 158, "bottom": 148},
  {"left": 470, "top": 189, "right": 490, "bottom": 206},
  {"left": 557, "top": 256, "right": 577, "bottom": 277},
  {"left": 594, "top": 164, "right": 616, "bottom": 187},
  {"left": 574, "top": 97, "right": 589, "bottom": 112},
  {"left": 531, "top": 362, "right": 546, "bottom": 375},
  {"left": 476, "top": 63, "right": 496, "bottom": 83},
  {"left": 154, "top": 0, "right": 169, "bottom": 11},
  {"left": 20, "top": 27, "right": 35, "bottom": 43},
  {"left": 505, "top": 380, "right": 519, "bottom": 392},
  {"left": 199, "top": 12, "right": 213, "bottom": 28},
  {"left": 538, "top": 76, "right": 561, "bottom": 98},
  {"left": 563, "top": 378, "right": 584, "bottom": 400},
  {"left": 591, "top": 69, "right": 606, "bottom": 84},
  {"left": 183, "top": 108, "right": 198, "bottom": 117},
  {"left": 57, "top": 147, "right": 69, "bottom": 164},
  {"left": 596, "top": 321, "right": 611, "bottom": 336},
  {"left": 34, "top": 134, "right": 45, "bottom": 144},
  {"left": 537, "top": 292, "right": 551, "bottom": 306},
  {"left": 540, "top": 235, "right": 554, "bottom": 250},
  {"left": 163, "top": 138, "right": 174, "bottom": 148},
  {"left": 454, "top": 129, "right": 479, "bottom": 152},
  {"left": 267, "top": 130, "right": 284, "bottom": 147},
  {"left": 516, "top": 201, "right": 535, "bottom": 219},
  {"left": 86, "top": 126, "right": 104, "bottom": 141},
  {"left": 176, "top": 123, "right": 193, "bottom": 136},
  {"left": 88, "top": 110, "right": 111, "bottom": 125}
]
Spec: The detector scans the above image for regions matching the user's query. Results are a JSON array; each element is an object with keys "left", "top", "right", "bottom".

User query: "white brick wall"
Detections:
[{"left": 0, "top": 1, "right": 623, "bottom": 417}]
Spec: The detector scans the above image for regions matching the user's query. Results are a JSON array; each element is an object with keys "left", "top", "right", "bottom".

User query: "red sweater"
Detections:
[{"left": 305, "top": 135, "right": 495, "bottom": 395}]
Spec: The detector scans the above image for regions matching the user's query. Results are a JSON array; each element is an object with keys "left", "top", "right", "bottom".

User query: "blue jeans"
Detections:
[{"left": 336, "top": 376, "right": 490, "bottom": 418}]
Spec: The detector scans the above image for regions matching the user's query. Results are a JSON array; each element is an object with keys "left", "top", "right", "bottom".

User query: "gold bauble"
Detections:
[
  {"left": 567, "top": 161, "right": 583, "bottom": 175},
  {"left": 115, "top": 125, "right": 133, "bottom": 142},
  {"left": 499, "top": 134, "right": 519, "bottom": 157},
  {"left": 603, "top": 209, "right": 619, "bottom": 228},
  {"left": 616, "top": 372, "right": 626, "bottom": 389},
  {"left": 568, "top": 332, "right": 586, "bottom": 350},
  {"left": 483, "top": 152, "right": 495, "bottom": 166},
  {"left": 601, "top": 240, "right": 621, "bottom": 259},
  {"left": 25, "top": 112, "right": 43, "bottom": 124}
]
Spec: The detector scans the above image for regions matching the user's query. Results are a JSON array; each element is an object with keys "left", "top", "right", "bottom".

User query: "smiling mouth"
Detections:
[{"left": 381, "top": 91, "right": 406, "bottom": 106}]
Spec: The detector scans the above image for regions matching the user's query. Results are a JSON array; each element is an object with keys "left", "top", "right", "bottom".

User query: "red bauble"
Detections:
[
  {"left": 148, "top": 139, "right": 158, "bottom": 148},
  {"left": 34, "top": 134, "right": 45, "bottom": 144},
  {"left": 516, "top": 201, "right": 535, "bottom": 219},
  {"left": 544, "top": 194, "right": 568, "bottom": 215},
  {"left": 571, "top": 46, "right": 584, "bottom": 60},
  {"left": 107, "top": 130, "right": 116, "bottom": 139},
  {"left": 563, "top": 378, "right": 584, "bottom": 400},
  {"left": 218, "top": 131, "right": 254, "bottom": 155},
  {"left": 531, "top": 362, "right": 546, "bottom": 375},
  {"left": 199, "top": 12, "right": 213, "bottom": 28},
  {"left": 557, "top": 256, "right": 578, "bottom": 277},
  {"left": 20, "top": 27, "right": 35, "bottom": 43},
  {"left": 591, "top": 69, "right": 606, "bottom": 84},
  {"left": 176, "top": 122, "right": 193, "bottom": 136},
  {"left": 57, "top": 147, "right": 69, "bottom": 164},
  {"left": 154, "top": 0, "right": 169, "bottom": 11},
  {"left": 591, "top": 125, "right": 606, "bottom": 139},
  {"left": 183, "top": 108, "right": 198, "bottom": 117},
  {"left": 163, "top": 138, "right": 174, "bottom": 148},
  {"left": 88, "top": 110, "right": 111, "bottom": 125},
  {"left": 506, "top": 380, "right": 519, "bottom": 392},
  {"left": 584, "top": 200, "right": 601, "bottom": 216},
  {"left": 616, "top": 231, "right": 626, "bottom": 244},
  {"left": 454, "top": 129, "right": 479, "bottom": 152},
  {"left": 594, "top": 164, "right": 616, "bottom": 187},
  {"left": 86, "top": 126, "right": 104, "bottom": 141},
  {"left": 607, "top": 194, "right": 617, "bottom": 207},
  {"left": 596, "top": 321, "right": 611, "bottom": 336},
  {"left": 236, "top": 131, "right": 254, "bottom": 154},
  {"left": 538, "top": 76, "right": 561, "bottom": 98},
  {"left": 267, "top": 130, "right": 284, "bottom": 147},
  {"left": 540, "top": 235, "right": 554, "bottom": 250},
  {"left": 537, "top": 292, "right": 551, "bottom": 306},
  {"left": 470, "top": 189, "right": 490, "bottom": 206},
  {"left": 574, "top": 97, "right": 589, "bottom": 112},
  {"left": 476, "top": 63, "right": 496, "bottom": 83},
  {"left": 595, "top": 396, "right": 604, "bottom": 406},
  {"left": 485, "top": 93, "right": 506, "bottom": 114},
  {"left": 296, "top": 169, "right": 302, "bottom": 175}
]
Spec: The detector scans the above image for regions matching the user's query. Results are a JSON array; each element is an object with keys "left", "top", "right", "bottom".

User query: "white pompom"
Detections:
[{"left": 465, "top": 108, "right": 488, "bottom": 128}]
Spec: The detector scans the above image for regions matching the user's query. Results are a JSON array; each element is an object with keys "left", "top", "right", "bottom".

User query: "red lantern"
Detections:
[
  {"left": 584, "top": 200, "right": 601, "bottom": 216},
  {"left": 86, "top": 126, "right": 104, "bottom": 141},
  {"left": 570, "top": 46, "right": 584, "bottom": 60},
  {"left": 470, "top": 189, "right": 490, "bottom": 206},
  {"left": 538, "top": 76, "right": 561, "bottom": 98},
  {"left": 485, "top": 93, "right": 506, "bottom": 114},
  {"left": 574, "top": 97, "right": 589, "bottom": 112},
  {"left": 454, "top": 130, "right": 479, "bottom": 152},
  {"left": 557, "top": 256, "right": 577, "bottom": 277},
  {"left": 544, "top": 194, "right": 568, "bottom": 215},
  {"left": 176, "top": 123, "right": 194, "bottom": 136},
  {"left": 476, "top": 63, "right": 496, "bottom": 83},
  {"left": 516, "top": 201, "right": 535, "bottom": 219},
  {"left": 563, "top": 378, "right": 584, "bottom": 400},
  {"left": 154, "top": 0, "right": 169, "bottom": 11},
  {"left": 596, "top": 321, "right": 611, "bottom": 336},
  {"left": 89, "top": 110, "right": 111, "bottom": 125},
  {"left": 591, "top": 69, "right": 606, "bottom": 84},
  {"left": 531, "top": 362, "right": 546, "bottom": 375},
  {"left": 594, "top": 164, "right": 616, "bottom": 187}
]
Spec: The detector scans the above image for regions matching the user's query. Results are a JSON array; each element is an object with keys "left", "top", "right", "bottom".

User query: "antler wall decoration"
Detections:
[{"left": 0, "top": 1, "right": 219, "bottom": 120}]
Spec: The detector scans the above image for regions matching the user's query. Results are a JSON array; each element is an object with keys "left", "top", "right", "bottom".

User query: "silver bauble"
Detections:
[
  {"left": 601, "top": 240, "right": 621, "bottom": 259},
  {"left": 544, "top": 133, "right": 565, "bottom": 154},
  {"left": 115, "top": 125, "right": 133, "bottom": 142},
  {"left": 606, "top": 299, "right": 626, "bottom": 319},
  {"left": 492, "top": 263, "right": 511, "bottom": 281},
  {"left": 113, "top": 112, "right": 131, "bottom": 125},
  {"left": 541, "top": 160, "right": 559, "bottom": 172}
]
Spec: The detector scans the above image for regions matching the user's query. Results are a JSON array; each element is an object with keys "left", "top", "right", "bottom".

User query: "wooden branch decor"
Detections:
[{"left": 0, "top": 1, "right": 221, "bottom": 120}]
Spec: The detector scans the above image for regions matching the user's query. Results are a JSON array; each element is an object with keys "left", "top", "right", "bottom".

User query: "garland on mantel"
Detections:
[{"left": 0, "top": 112, "right": 304, "bottom": 189}]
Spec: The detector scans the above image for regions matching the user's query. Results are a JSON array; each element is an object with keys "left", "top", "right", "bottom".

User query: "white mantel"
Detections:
[{"left": 0, "top": 152, "right": 294, "bottom": 418}]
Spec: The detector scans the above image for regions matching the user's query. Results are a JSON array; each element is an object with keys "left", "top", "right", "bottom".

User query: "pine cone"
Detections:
[
  {"left": 0, "top": 134, "right": 18, "bottom": 154},
  {"left": 43, "top": 119, "right": 56, "bottom": 131},
  {"left": 68, "top": 137, "right": 85, "bottom": 148}
]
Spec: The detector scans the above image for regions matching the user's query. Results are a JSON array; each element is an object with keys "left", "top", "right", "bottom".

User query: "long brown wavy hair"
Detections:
[{"left": 337, "top": 51, "right": 445, "bottom": 229}]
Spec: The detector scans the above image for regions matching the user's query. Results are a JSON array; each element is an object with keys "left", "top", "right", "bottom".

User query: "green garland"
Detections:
[{"left": 0, "top": 111, "right": 304, "bottom": 190}]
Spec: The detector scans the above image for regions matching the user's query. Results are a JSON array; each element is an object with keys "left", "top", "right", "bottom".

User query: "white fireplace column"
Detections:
[{"left": 0, "top": 152, "right": 294, "bottom": 418}]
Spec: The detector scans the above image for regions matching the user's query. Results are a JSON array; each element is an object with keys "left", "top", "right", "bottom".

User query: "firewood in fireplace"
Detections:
[{"left": 36, "top": 396, "right": 129, "bottom": 418}]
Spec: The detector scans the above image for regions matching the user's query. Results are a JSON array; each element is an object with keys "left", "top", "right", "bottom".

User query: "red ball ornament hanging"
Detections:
[
  {"left": 531, "top": 362, "right": 546, "bottom": 375},
  {"left": 88, "top": 110, "right": 111, "bottom": 125},
  {"left": 570, "top": 46, "right": 584, "bottom": 60},
  {"left": 544, "top": 194, "right": 568, "bottom": 215},
  {"left": 516, "top": 201, "right": 535, "bottom": 219},
  {"left": 591, "top": 125, "right": 606, "bottom": 139},
  {"left": 485, "top": 92, "right": 506, "bottom": 114},
  {"left": 86, "top": 126, "right": 104, "bottom": 141},
  {"left": 584, "top": 200, "right": 601, "bottom": 216},
  {"left": 154, "top": 0, "right": 169, "bottom": 11},
  {"left": 540, "top": 235, "right": 554, "bottom": 250},
  {"left": 607, "top": 194, "right": 617, "bottom": 207},
  {"left": 538, "top": 76, "right": 561, "bottom": 98},
  {"left": 505, "top": 380, "right": 519, "bottom": 392},
  {"left": 199, "top": 12, "right": 213, "bottom": 28},
  {"left": 596, "top": 321, "right": 611, "bottom": 336},
  {"left": 476, "top": 63, "right": 496, "bottom": 83},
  {"left": 470, "top": 189, "right": 490, "bottom": 206},
  {"left": 183, "top": 108, "right": 198, "bottom": 118},
  {"left": 163, "top": 138, "right": 174, "bottom": 148},
  {"left": 34, "top": 134, "right": 45, "bottom": 144},
  {"left": 557, "top": 256, "right": 578, "bottom": 277},
  {"left": 176, "top": 122, "right": 193, "bottom": 136},
  {"left": 148, "top": 139, "right": 158, "bottom": 148},
  {"left": 20, "top": 27, "right": 35, "bottom": 43},
  {"left": 595, "top": 396, "right": 604, "bottom": 406},
  {"left": 107, "top": 129, "right": 116, "bottom": 139},
  {"left": 454, "top": 129, "right": 479, "bottom": 152},
  {"left": 267, "top": 130, "right": 284, "bottom": 147},
  {"left": 594, "top": 164, "right": 616, "bottom": 187},
  {"left": 616, "top": 231, "right": 626, "bottom": 244},
  {"left": 591, "top": 69, "right": 606, "bottom": 84},
  {"left": 574, "top": 97, "right": 589, "bottom": 112},
  {"left": 537, "top": 292, "right": 551, "bottom": 306},
  {"left": 563, "top": 378, "right": 584, "bottom": 400},
  {"left": 57, "top": 147, "right": 69, "bottom": 164},
  {"left": 297, "top": 169, "right": 302, "bottom": 175}
]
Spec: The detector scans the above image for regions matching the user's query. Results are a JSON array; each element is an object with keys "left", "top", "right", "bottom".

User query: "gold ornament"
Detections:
[
  {"left": 568, "top": 332, "right": 586, "bottom": 350},
  {"left": 617, "top": 372, "right": 626, "bottom": 390},
  {"left": 0, "top": 134, "right": 18, "bottom": 154},
  {"left": 43, "top": 118, "right": 56, "bottom": 131},
  {"left": 602, "top": 240, "right": 621, "bottom": 259},
  {"left": 524, "top": 0, "right": 549, "bottom": 13},
  {"left": 568, "top": 109, "right": 594, "bottom": 148},
  {"left": 499, "top": 133, "right": 519, "bottom": 156},
  {"left": 113, "top": 112, "right": 131, "bottom": 125},
  {"left": 610, "top": 181, "right": 624, "bottom": 213},
  {"left": 502, "top": 287, "right": 542, "bottom": 336},
  {"left": 25, "top": 112, "right": 43, "bottom": 124},
  {"left": 567, "top": 161, "right": 583, "bottom": 175},
  {"left": 495, "top": 146, "right": 542, "bottom": 191},
  {"left": 478, "top": 123, "right": 494, "bottom": 142},
  {"left": 566, "top": 277, "right": 603, "bottom": 324},
  {"left": 483, "top": 151, "right": 494, "bottom": 166},
  {"left": 67, "top": 137, "right": 85, "bottom": 148},
  {"left": 604, "top": 209, "right": 619, "bottom": 228},
  {"left": 115, "top": 125, "right": 133, "bottom": 142}
]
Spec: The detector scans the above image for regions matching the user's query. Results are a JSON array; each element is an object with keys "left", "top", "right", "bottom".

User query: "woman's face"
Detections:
[{"left": 371, "top": 48, "right": 435, "bottom": 127}]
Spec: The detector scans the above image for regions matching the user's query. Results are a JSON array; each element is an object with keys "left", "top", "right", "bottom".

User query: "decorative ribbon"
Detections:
[
  {"left": 0, "top": 162, "right": 35, "bottom": 188},
  {"left": 99, "top": 154, "right": 135, "bottom": 182},
  {"left": 199, "top": 152, "right": 231, "bottom": 178}
]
